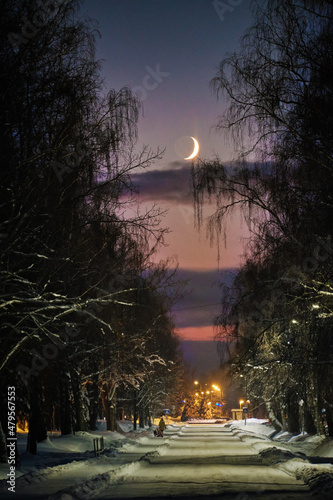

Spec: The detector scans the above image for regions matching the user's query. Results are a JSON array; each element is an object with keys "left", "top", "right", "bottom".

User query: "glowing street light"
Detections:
[
  {"left": 193, "top": 381, "right": 200, "bottom": 394},
  {"left": 212, "top": 384, "right": 222, "bottom": 402},
  {"left": 212, "top": 384, "right": 219, "bottom": 391},
  {"left": 239, "top": 399, "right": 244, "bottom": 409}
]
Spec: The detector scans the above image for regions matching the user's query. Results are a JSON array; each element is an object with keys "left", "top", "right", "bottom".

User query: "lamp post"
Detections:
[
  {"left": 239, "top": 374, "right": 247, "bottom": 397},
  {"left": 212, "top": 385, "right": 222, "bottom": 414},
  {"left": 194, "top": 380, "right": 200, "bottom": 392},
  {"left": 240, "top": 374, "right": 249, "bottom": 425},
  {"left": 212, "top": 385, "right": 222, "bottom": 403}
]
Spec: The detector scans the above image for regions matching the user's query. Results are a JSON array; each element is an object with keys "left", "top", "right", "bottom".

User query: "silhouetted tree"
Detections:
[
  {"left": 192, "top": 0, "right": 333, "bottom": 434},
  {"left": 0, "top": 0, "right": 177, "bottom": 457}
]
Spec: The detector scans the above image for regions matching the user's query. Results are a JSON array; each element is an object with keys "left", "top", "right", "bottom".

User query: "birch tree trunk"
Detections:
[{"left": 265, "top": 401, "right": 282, "bottom": 431}]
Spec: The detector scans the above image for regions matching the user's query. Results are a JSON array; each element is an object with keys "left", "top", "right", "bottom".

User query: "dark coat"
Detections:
[{"left": 159, "top": 418, "right": 166, "bottom": 431}]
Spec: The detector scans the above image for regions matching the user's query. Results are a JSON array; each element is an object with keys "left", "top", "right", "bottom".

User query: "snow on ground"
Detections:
[
  {"left": 46, "top": 421, "right": 333, "bottom": 499},
  {"left": 228, "top": 418, "right": 333, "bottom": 498},
  {"left": 0, "top": 419, "right": 149, "bottom": 482},
  {"left": 227, "top": 418, "right": 333, "bottom": 457},
  {"left": 0, "top": 420, "right": 159, "bottom": 499},
  {"left": 0, "top": 418, "right": 333, "bottom": 499}
]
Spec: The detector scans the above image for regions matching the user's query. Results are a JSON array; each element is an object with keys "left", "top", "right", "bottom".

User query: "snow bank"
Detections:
[
  {"left": 227, "top": 418, "right": 275, "bottom": 437},
  {"left": 229, "top": 418, "right": 333, "bottom": 499},
  {"left": 2, "top": 419, "right": 332, "bottom": 499},
  {"left": 0, "top": 422, "right": 162, "bottom": 497},
  {"left": 277, "top": 460, "right": 333, "bottom": 498},
  {"left": 228, "top": 418, "right": 333, "bottom": 457},
  {"left": 0, "top": 423, "right": 139, "bottom": 481},
  {"left": 315, "top": 437, "right": 333, "bottom": 457}
]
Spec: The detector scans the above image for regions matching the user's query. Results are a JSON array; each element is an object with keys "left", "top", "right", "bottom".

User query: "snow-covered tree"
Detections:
[
  {"left": 0, "top": 0, "right": 182, "bottom": 457},
  {"left": 192, "top": 0, "right": 333, "bottom": 434}
]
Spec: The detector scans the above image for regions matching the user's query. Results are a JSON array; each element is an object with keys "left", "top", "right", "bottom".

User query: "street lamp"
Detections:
[
  {"left": 212, "top": 385, "right": 222, "bottom": 403},
  {"left": 239, "top": 373, "right": 250, "bottom": 424},
  {"left": 239, "top": 399, "right": 244, "bottom": 409},
  {"left": 193, "top": 381, "right": 200, "bottom": 395},
  {"left": 239, "top": 375, "right": 248, "bottom": 406}
]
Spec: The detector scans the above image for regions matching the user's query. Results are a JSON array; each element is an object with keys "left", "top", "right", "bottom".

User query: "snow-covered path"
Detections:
[
  {"left": 72, "top": 424, "right": 311, "bottom": 499},
  {"left": 3, "top": 422, "right": 331, "bottom": 499},
  {"left": 0, "top": 435, "right": 167, "bottom": 499}
]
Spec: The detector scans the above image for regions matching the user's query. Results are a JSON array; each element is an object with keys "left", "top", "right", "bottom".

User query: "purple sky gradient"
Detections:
[
  {"left": 83, "top": 0, "right": 253, "bottom": 340},
  {"left": 131, "top": 163, "right": 193, "bottom": 203}
]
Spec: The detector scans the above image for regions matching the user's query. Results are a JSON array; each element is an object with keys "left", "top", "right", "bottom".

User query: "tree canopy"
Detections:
[
  {"left": 192, "top": 0, "right": 333, "bottom": 435},
  {"left": 0, "top": 0, "right": 185, "bottom": 459}
]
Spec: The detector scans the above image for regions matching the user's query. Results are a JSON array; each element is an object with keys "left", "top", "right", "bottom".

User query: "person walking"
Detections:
[{"left": 158, "top": 417, "right": 166, "bottom": 437}]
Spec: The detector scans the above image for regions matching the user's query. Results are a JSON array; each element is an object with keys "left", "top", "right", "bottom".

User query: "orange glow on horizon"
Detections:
[
  {"left": 176, "top": 325, "right": 234, "bottom": 341},
  {"left": 176, "top": 326, "right": 215, "bottom": 341}
]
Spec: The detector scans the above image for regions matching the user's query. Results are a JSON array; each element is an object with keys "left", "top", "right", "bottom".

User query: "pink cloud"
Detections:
[{"left": 176, "top": 326, "right": 215, "bottom": 341}]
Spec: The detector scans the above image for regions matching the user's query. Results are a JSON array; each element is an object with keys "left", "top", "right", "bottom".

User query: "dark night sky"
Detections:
[{"left": 83, "top": 0, "right": 253, "bottom": 340}]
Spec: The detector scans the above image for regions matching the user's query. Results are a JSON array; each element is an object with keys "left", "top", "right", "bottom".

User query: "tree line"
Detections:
[
  {"left": 192, "top": 0, "right": 333, "bottom": 435},
  {"left": 0, "top": 0, "right": 184, "bottom": 461}
]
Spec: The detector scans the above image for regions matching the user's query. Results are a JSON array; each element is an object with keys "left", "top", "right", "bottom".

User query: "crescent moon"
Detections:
[{"left": 184, "top": 137, "right": 199, "bottom": 160}]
